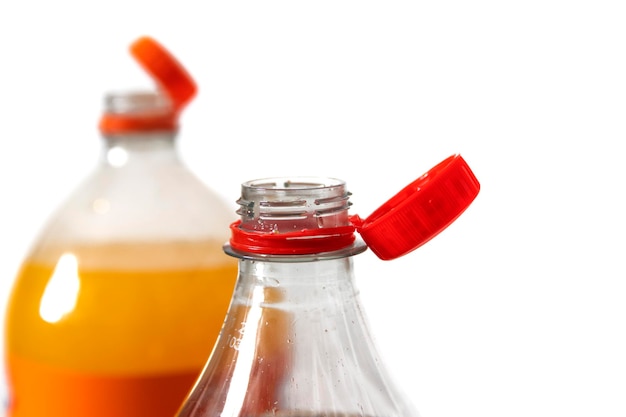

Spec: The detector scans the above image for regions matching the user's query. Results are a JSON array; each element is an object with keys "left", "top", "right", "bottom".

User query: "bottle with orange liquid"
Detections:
[
  {"left": 176, "top": 155, "right": 480, "bottom": 417},
  {"left": 3, "top": 37, "right": 238, "bottom": 417}
]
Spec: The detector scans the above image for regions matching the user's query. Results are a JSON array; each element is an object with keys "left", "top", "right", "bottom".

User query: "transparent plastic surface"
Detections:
[
  {"left": 3, "top": 93, "right": 238, "bottom": 417},
  {"left": 177, "top": 178, "right": 418, "bottom": 417}
]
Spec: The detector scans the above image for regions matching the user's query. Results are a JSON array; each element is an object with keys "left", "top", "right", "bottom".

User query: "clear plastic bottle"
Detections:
[
  {"left": 176, "top": 155, "right": 480, "bottom": 417},
  {"left": 3, "top": 37, "right": 238, "bottom": 417}
]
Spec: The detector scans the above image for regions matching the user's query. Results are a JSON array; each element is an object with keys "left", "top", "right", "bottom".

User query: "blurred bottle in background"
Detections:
[{"left": 3, "top": 37, "right": 238, "bottom": 417}]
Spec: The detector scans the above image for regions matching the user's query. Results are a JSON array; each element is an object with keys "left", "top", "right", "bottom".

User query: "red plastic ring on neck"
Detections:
[
  {"left": 229, "top": 221, "right": 356, "bottom": 255},
  {"left": 98, "top": 113, "right": 178, "bottom": 135}
]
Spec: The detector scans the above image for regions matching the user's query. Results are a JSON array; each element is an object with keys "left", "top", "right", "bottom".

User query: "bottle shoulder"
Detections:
[{"left": 29, "top": 161, "right": 236, "bottom": 249}]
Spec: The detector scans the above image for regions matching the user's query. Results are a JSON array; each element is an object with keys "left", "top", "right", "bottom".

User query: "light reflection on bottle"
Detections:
[
  {"left": 39, "top": 253, "right": 81, "bottom": 323},
  {"left": 107, "top": 146, "right": 128, "bottom": 167},
  {"left": 222, "top": 285, "right": 265, "bottom": 416},
  {"left": 92, "top": 198, "right": 111, "bottom": 214}
]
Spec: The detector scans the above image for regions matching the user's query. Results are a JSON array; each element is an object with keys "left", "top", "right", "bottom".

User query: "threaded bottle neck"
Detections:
[
  {"left": 227, "top": 177, "right": 365, "bottom": 258},
  {"left": 99, "top": 91, "right": 179, "bottom": 135},
  {"left": 104, "top": 91, "right": 172, "bottom": 116},
  {"left": 236, "top": 177, "right": 352, "bottom": 233}
]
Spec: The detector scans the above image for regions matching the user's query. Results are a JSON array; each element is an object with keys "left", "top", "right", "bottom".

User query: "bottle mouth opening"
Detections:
[
  {"left": 243, "top": 177, "right": 344, "bottom": 190},
  {"left": 99, "top": 91, "right": 178, "bottom": 135},
  {"left": 237, "top": 177, "right": 351, "bottom": 230},
  {"left": 104, "top": 90, "right": 173, "bottom": 115},
  {"left": 230, "top": 177, "right": 356, "bottom": 255}
]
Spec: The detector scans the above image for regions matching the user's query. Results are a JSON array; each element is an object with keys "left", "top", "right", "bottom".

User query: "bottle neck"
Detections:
[
  {"left": 230, "top": 256, "right": 369, "bottom": 355},
  {"left": 235, "top": 256, "right": 360, "bottom": 306},
  {"left": 99, "top": 131, "right": 181, "bottom": 168},
  {"left": 228, "top": 177, "right": 358, "bottom": 256}
]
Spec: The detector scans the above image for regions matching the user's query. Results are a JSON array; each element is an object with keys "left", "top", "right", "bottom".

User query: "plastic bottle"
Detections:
[
  {"left": 3, "top": 37, "right": 238, "bottom": 417},
  {"left": 176, "top": 154, "right": 480, "bottom": 417}
]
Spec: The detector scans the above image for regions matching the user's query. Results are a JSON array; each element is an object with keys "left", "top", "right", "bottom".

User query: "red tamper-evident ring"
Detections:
[{"left": 352, "top": 154, "right": 480, "bottom": 261}]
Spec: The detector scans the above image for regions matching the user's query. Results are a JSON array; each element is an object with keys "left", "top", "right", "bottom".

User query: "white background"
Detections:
[{"left": 1, "top": 1, "right": 625, "bottom": 416}]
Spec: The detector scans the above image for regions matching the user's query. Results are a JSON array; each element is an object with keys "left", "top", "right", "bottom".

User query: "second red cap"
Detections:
[{"left": 129, "top": 36, "right": 197, "bottom": 113}]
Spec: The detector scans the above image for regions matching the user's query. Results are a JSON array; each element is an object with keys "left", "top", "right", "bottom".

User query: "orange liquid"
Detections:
[{"left": 4, "top": 242, "right": 238, "bottom": 417}]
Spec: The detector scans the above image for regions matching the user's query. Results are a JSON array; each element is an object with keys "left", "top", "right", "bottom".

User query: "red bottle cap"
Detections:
[
  {"left": 99, "top": 36, "right": 197, "bottom": 135},
  {"left": 129, "top": 36, "right": 197, "bottom": 114},
  {"left": 351, "top": 154, "right": 480, "bottom": 260}
]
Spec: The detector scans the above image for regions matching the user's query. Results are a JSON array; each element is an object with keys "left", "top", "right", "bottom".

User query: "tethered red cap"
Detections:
[
  {"left": 351, "top": 154, "right": 480, "bottom": 260},
  {"left": 129, "top": 36, "right": 197, "bottom": 113},
  {"left": 99, "top": 36, "right": 197, "bottom": 135}
]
